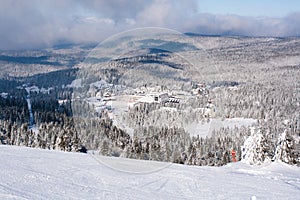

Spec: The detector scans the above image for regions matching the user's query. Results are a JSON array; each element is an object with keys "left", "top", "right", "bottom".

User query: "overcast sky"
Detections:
[{"left": 0, "top": 0, "right": 300, "bottom": 50}]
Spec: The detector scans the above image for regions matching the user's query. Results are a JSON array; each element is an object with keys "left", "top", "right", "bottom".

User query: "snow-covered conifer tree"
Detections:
[
  {"left": 272, "top": 130, "right": 296, "bottom": 164},
  {"left": 241, "top": 128, "right": 270, "bottom": 165}
]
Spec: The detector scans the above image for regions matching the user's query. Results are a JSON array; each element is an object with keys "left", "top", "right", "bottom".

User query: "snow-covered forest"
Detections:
[{"left": 0, "top": 36, "right": 299, "bottom": 167}]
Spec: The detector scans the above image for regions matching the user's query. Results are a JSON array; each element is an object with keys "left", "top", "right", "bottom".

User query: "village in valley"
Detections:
[{"left": 84, "top": 80, "right": 216, "bottom": 124}]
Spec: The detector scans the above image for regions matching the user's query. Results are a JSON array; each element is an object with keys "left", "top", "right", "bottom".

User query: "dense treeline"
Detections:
[
  {"left": 0, "top": 93, "right": 29, "bottom": 124},
  {"left": 0, "top": 78, "right": 299, "bottom": 166},
  {"left": 2, "top": 98, "right": 299, "bottom": 167}
]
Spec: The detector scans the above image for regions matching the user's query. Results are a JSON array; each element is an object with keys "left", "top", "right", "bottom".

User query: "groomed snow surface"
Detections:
[{"left": 1, "top": 146, "right": 299, "bottom": 200}]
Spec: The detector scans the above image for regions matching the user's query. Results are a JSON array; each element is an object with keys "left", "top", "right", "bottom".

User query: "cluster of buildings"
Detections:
[{"left": 88, "top": 82, "right": 216, "bottom": 118}]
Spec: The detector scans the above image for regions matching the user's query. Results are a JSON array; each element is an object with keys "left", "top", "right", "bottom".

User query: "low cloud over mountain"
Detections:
[{"left": 1, "top": 0, "right": 300, "bottom": 50}]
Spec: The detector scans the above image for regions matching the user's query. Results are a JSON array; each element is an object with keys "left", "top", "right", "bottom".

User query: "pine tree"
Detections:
[
  {"left": 241, "top": 128, "right": 270, "bottom": 165},
  {"left": 100, "top": 139, "right": 111, "bottom": 156},
  {"left": 273, "top": 130, "right": 297, "bottom": 164}
]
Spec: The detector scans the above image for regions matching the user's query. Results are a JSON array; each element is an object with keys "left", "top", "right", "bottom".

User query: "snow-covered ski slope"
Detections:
[{"left": 0, "top": 145, "right": 299, "bottom": 199}]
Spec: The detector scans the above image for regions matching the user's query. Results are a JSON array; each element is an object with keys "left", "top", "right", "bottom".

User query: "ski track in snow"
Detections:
[{"left": 0, "top": 145, "right": 299, "bottom": 200}]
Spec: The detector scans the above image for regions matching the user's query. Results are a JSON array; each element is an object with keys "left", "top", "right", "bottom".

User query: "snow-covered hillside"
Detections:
[{"left": 1, "top": 146, "right": 299, "bottom": 199}]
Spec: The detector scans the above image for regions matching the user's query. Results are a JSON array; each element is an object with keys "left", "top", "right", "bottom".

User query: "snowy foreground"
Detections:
[{"left": 1, "top": 146, "right": 299, "bottom": 200}]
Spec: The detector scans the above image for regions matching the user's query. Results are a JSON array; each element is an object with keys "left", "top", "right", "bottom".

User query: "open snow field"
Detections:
[
  {"left": 0, "top": 145, "right": 299, "bottom": 199},
  {"left": 186, "top": 118, "right": 257, "bottom": 137}
]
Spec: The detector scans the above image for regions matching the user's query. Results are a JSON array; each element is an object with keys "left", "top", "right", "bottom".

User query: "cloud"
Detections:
[
  {"left": 0, "top": 0, "right": 299, "bottom": 50},
  {"left": 189, "top": 13, "right": 300, "bottom": 37}
]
